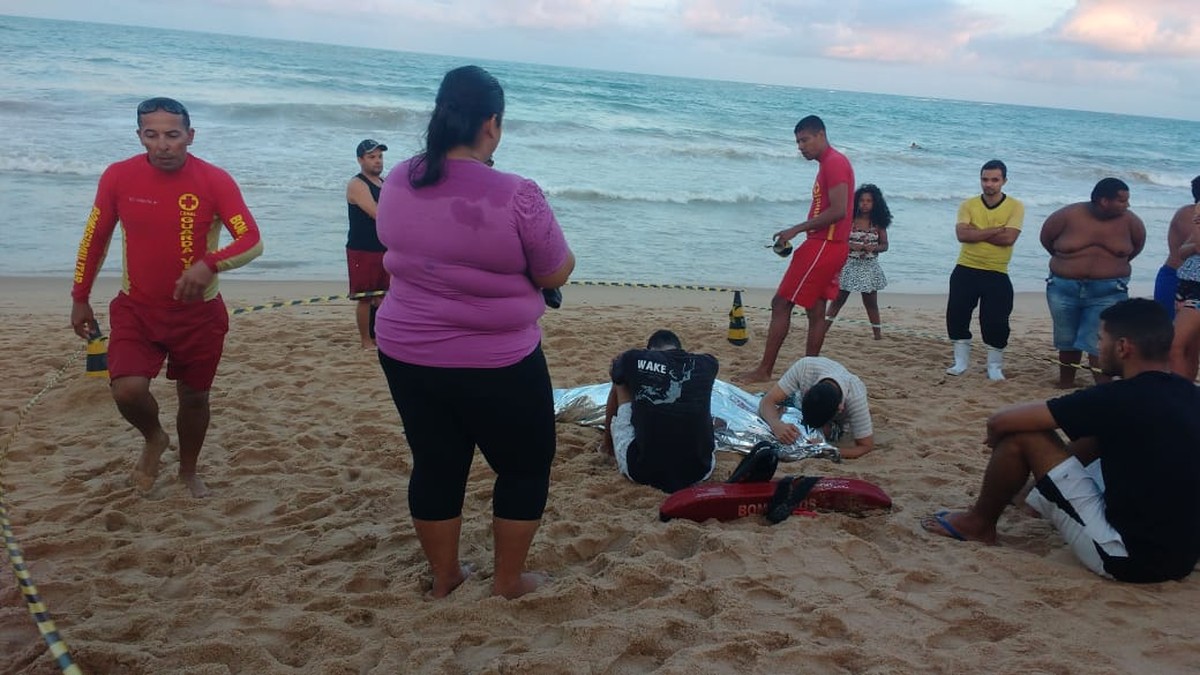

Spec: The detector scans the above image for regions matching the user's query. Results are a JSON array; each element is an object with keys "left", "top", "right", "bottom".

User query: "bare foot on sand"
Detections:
[
  {"left": 739, "top": 368, "right": 773, "bottom": 383},
  {"left": 130, "top": 429, "right": 170, "bottom": 493},
  {"left": 493, "top": 571, "right": 550, "bottom": 600},
  {"left": 429, "top": 563, "right": 474, "bottom": 600},
  {"left": 1053, "top": 380, "right": 1081, "bottom": 390},
  {"left": 179, "top": 473, "right": 212, "bottom": 498}
]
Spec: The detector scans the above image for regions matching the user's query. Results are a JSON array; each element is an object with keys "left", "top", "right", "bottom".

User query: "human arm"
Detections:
[
  {"left": 1038, "top": 208, "right": 1066, "bottom": 255},
  {"left": 956, "top": 221, "right": 994, "bottom": 243},
  {"left": 1127, "top": 213, "right": 1146, "bottom": 261},
  {"left": 70, "top": 302, "right": 97, "bottom": 340},
  {"left": 1179, "top": 215, "right": 1200, "bottom": 264},
  {"left": 757, "top": 384, "right": 802, "bottom": 445},
  {"left": 70, "top": 174, "right": 120, "bottom": 338},
  {"left": 836, "top": 380, "right": 875, "bottom": 458},
  {"left": 985, "top": 401, "right": 1057, "bottom": 447},
  {"left": 516, "top": 179, "right": 574, "bottom": 289},
  {"left": 957, "top": 222, "right": 1022, "bottom": 246},
  {"left": 205, "top": 168, "right": 264, "bottom": 274},
  {"left": 774, "top": 182, "right": 849, "bottom": 243},
  {"left": 175, "top": 171, "right": 264, "bottom": 301},
  {"left": 839, "top": 435, "right": 874, "bottom": 459},
  {"left": 872, "top": 226, "right": 889, "bottom": 254},
  {"left": 347, "top": 177, "right": 378, "bottom": 220},
  {"left": 1167, "top": 207, "right": 1195, "bottom": 263},
  {"left": 601, "top": 376, "right": 619, "bottom": 455},
  {"left": 532, "top": 250, "right": 575, "bottom": 290}
]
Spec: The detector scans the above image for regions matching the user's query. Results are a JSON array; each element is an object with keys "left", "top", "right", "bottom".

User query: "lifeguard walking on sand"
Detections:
[{"left": 70, "top": 97, "right": 263, "bottom": 498}]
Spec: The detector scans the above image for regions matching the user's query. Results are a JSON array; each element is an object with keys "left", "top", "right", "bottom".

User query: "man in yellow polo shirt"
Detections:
[{"left": 945, "top": 159, "right": 1024, "bottom": 380}]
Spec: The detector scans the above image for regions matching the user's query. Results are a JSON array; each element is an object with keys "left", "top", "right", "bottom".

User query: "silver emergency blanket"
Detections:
[{"left": 552, "top": 379, "right": 841, "bottom": 463}]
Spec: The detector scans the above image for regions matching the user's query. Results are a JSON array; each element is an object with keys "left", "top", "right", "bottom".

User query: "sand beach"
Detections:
[{"left": 2, "top": 277, "right": 1198, "bottom": 674}]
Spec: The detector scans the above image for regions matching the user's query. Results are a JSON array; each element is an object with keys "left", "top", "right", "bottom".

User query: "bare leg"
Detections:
[
  {"left": 1170, "top": 307, "right": 1200, "bottom": 381},
  {"left": 742, "top": 295, "right": 794, "bottom": 381},
  {"left": 824, "top": 290, "right": 851, "bottom": 335},
  {"left": 112, "top": 376, "right": 170, "bottom": 493},
  {"left": 413, "top": 516, "right": 471, "bottom": 598},
  {"left": 355, "top": 299, "right": 375, "bottom": 349},
  {"left": 1087, "top": 354, "right": 1111, "bottom": 385},
  {"left": 862, "top": 292, "right": 882, "bottom": 339},
  {"left": 1056, "top": 350, "right": 1082, "bottom": 388},
  {"left": 804, "top": 299, "right": 828, "bottom": 356},
  {"left": 492, "top": 517, "right": 547, "bottom": 599},
  {"left": 923, "top": 430, "right": 1070, "bottom": 543},
  {"left": 176, "top": 382, "right": 212, "bottom": 498}
]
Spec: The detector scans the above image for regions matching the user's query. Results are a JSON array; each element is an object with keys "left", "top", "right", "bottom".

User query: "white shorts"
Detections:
[
  {"left": 1024, "top": 457, "right": 1128, "bottom": 578},
  {"left": 611, "top": 403, "right": 637, "bottom": 480}
]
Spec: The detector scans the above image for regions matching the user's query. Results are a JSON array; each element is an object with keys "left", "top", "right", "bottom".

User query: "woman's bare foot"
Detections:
[
  {"left": 492, "top": 571, "right": 550, "bottom": 599},
  {"left": 429, "top": 563, "right": 474, "bottom": 599},
  {"left": 179, "top": 473, "right": 212, "bottom": 498},
  {"left": 130, "top": 429, "right": 170, "bottom": 493}
]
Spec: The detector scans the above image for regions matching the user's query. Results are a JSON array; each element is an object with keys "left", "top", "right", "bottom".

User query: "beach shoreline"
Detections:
[{"left": 1, "top": 275, "right": 1053, "bottom": 317}]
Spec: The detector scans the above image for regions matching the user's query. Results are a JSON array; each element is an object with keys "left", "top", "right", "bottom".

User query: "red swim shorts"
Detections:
[
  {"left": 107, "top": 292, "right": 229, "bottom": 391},
  {"left": 347, "top": 248, "right": 390, "bottom": 296},
  {"left": 777, "top": 238, "right": 849, "bottom": 309}
]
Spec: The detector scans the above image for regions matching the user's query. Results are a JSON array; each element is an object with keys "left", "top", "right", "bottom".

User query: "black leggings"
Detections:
[
  {"left": 946, "top": 265, "right": 1013, "bottom": 349},
  {"left": 378, "top": 345, "right": 556, "bottom": 521}
]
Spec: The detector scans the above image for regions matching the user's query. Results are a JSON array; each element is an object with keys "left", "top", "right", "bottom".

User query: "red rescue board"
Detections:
[{"left": 659, "top": 477, "right": 892, "bottom": 522}]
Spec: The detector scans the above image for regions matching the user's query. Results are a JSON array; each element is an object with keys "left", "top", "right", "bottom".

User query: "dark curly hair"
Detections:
[{"left": 853, "top": 184, "right": 893, "bottom": 230}]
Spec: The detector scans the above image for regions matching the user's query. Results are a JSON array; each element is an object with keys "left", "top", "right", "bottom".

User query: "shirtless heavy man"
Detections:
[
  {"left": 1152, "top": 176, "right": 1200, "bottom": 320},
  {"left": 1040, "top": 177, "right": 1145, "bottom": 388}
]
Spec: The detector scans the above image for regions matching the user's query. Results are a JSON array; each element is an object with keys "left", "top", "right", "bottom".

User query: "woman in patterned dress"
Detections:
[{"left": 825, "top": 184, "right": 893, "bottom": 339}]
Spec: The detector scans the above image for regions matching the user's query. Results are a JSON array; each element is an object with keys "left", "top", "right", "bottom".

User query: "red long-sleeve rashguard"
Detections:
[{"left": 72, "top": 154, "right": 264, "bottom": 307}]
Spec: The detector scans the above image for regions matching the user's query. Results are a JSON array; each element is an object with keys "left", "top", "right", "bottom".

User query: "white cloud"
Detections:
[
  {"left": 677, "top": 0, "right": 787, "bottom": 38},
  {"left": 1055, "top": 0, "right": 1200, "bottom": 58}
]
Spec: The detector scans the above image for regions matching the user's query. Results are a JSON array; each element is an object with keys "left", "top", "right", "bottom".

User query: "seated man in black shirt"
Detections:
[
  {"left": 602, "top": 330, "right": 719, "bottom": 493},
  {"left": 923, "top": 298, "right": 1200, "bottom": 582}
]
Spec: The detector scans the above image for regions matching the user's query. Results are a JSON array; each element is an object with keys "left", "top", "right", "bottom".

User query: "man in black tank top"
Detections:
[{"left": 346, "top": 139, "right": 389, "bottom": 348}]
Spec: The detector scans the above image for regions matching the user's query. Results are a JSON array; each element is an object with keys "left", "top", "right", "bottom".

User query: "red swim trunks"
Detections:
[
  {"left": 777, "top": 239, "right": 849, "bottom": 309},
  {"left": 107, "top": 292, "right": 229, "bottom": 391},
  {"left": 346, "top": 249, "right": 390, "bottom": 296}
]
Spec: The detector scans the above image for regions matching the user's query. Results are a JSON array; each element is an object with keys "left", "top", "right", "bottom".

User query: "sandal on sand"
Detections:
[
  {"left": 920, "top": 510, "right": 967, "bottom": 541},
  {"left": 727, "top": 441, "right": 780, "bottom": 483},
  {"left": 765, "top": 475, "right": 821, "bottom": 525}
]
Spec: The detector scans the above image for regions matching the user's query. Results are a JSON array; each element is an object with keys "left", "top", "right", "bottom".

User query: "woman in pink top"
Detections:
[{"left": 374, "top": 66, "right": 575, "bottom": 600}]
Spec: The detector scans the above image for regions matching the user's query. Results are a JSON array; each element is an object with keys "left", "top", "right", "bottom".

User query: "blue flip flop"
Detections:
[{"left": 922, "top": 510, "right": 967, "bottom": 541}]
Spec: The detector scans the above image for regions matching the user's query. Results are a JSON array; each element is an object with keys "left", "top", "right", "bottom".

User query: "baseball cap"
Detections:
[{"left": 356, "top": 139, "right": 388, "bottom": 157}]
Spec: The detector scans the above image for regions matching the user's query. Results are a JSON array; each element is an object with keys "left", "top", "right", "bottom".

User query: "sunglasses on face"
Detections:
[{"left": 136, "top": 97, "right": 188, "bottom": 116}]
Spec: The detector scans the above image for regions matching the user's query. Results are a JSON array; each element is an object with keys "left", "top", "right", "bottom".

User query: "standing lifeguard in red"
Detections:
[
  {"left": 742, "top": 115, "right": 855, "bottom": 382},
  {"left": 70, "top": 97, "right": 263, "bottom": 497}
]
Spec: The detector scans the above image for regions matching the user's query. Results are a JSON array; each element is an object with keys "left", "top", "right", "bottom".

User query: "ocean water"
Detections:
[{"left": 2, "top": 14, "right": 1198, "bottom": 295}]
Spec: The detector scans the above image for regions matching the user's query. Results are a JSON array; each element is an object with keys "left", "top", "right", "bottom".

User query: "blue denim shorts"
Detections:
[{"left": 1045, "top": 274, "right": 1129, "bottom": 354}]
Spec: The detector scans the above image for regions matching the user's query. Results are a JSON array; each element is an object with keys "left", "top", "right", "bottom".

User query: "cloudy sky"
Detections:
[{"left": 5, "top": 0, "right": 1198, "bottom": 120}]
